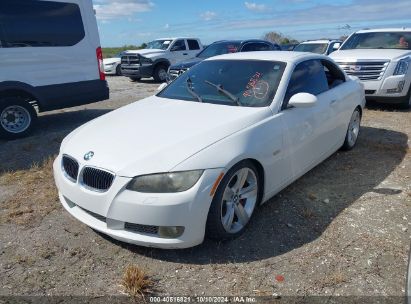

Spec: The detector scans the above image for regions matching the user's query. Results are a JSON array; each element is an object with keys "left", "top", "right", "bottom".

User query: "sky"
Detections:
[{"left": 93, "top": 0, "right": 411, "bottom": 47}]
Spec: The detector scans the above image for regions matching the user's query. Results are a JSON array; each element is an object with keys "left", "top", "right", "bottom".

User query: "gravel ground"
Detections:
[{"left": 0, "top": 76, "right": 410, "bottom": 302}]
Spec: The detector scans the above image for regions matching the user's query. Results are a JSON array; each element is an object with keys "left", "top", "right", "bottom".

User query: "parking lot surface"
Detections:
[{"left": 0, "top": 76, "right": 410, "bottom": 299}]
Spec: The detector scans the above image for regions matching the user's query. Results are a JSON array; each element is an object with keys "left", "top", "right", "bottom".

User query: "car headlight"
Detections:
[
  {"left": 139, "top": 56, "right": 153, "bottom": 65},
  {"left": 126, "top": 170, "right": 204, "bottom": 193},
  {"left": 393, "top": 58, "right": 410, "bottom": 75}
]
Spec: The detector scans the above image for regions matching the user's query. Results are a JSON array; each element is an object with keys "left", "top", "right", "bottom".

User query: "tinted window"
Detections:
[
  {"left": 171, "top": 40, "right": 187, "bottom": 51},
  {"left": 283, "top": 60, "right": 328, "bottom": 109},
  {"left": 322, "top": 60, "right": 345, "bottom": 89},
  {"left": 241, "top": 42, "right": 272, "bottom": 52},
  {"left": 197, "top": 42, "right": 241, "bottom": 59},
  {"left": 0, "top": 0, "right": 85, "bottom": 48},
  {"left": 158, "top": 60, "right": 286, "bottom": 107},
  {"left": 187, "top": 39, "right": 200, "bottom": 50},
  {"left": 294, "top": 43, "right": 328, "bottom": 54},
  {"left": 341, "top": 32, "right": 411, "bottom": 50}
]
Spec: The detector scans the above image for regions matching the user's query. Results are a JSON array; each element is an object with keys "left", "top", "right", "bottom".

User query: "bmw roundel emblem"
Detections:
[{"left": 84, "top": 151, "right": 94, "bottom": 161}]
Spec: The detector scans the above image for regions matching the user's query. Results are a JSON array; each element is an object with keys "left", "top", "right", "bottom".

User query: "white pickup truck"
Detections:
[
  {"left": 330, "top": 28, "right": 411, "bottom": 108},
  {"left": 121, "top": 38, "right": 203, "bottom": 82}
]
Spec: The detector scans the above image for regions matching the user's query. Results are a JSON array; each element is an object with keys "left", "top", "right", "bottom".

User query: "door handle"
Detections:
[
  {"left": 330, "top": 99, "right": 338, "bottom": 105},
  {"left": 183, "top": 53, "right": 188, "bottom": 55}
]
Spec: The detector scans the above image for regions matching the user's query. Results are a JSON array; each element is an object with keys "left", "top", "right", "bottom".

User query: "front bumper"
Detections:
[
  {"left": 104, "top": 64, "right": 117, "bottom": 75},
  {"left": 121, "top": 64, "right": 154, "bottom": 78},
  {"left": 53, "top": 155, "right": 223, "bottom": 249},
  {"left": 363, "top": 74, "right": 411, "bottom": 103}
]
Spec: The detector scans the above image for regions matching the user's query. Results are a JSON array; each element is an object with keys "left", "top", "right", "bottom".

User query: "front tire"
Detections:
[
  {"left": 115, "top": 65, "right": 122, "bottom": 76},
  {"left": 206, "top": 160, "right": 262, "bottom": 240},
  {"left": 399, "top": 87, "right": 411, "bottom": 109},
  {"left": 341, "top": 108, "right": 361, "bottom": 151},
  {"left": 0, "top": 97, "right": 37, "bottom": 140},
  {"left": 153, "top": 64, "right": 168, "bottom": 83}
]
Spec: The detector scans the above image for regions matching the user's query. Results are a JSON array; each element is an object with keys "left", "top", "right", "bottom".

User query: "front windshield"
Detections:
[
  {"left": 197, "top": 42, "right": 241, "bottom": 59},
  {"left": 294, "top": 43, "right": 328, "bottom": 54},
  {"left": 146, "top": 39, "right": 172, "bottom": 50},
  {"left": 158, "top": 59, "right": 286, "bottom": 107},
  {"left": 341, "top": 32, "right": 411, "bottom": 50}
]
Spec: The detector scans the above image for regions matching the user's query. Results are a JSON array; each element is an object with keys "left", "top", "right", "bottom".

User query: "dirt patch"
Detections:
[{"left": 0, "top": 77, "right": 410, "bottom": 300}]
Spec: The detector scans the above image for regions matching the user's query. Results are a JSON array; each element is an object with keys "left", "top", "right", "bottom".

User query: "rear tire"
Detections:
[
  {"left": 206, "top": 160, "right": 262, "bottom": 241},
  {"left": 0, "top": 96, "right": 37, "bottom": 140},
  {"left": 341, "top": 108, "right": 361, "bottom": 151},
  {"left": 153, "top": 64, "right": 168, "bottom": 83}
]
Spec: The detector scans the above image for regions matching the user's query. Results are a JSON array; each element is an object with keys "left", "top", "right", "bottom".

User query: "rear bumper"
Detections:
[{"left": 37, "top": 79, "right": 109, "bottom": 112}]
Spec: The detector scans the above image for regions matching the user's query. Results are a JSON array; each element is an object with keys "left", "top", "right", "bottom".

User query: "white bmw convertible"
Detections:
[{"left": 54, "top": 51, "right": 365, "bottom": 249}]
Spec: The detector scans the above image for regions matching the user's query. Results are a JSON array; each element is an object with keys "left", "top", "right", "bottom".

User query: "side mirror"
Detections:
[
  {"left": 288, "top": 93, "right": 317, "bottom": 108},
  {"left": 171, "top": 46, "right": 183, "bottom": 52},
  {"left": 157, "top": 82, "right": 167, "bottom": 91}
]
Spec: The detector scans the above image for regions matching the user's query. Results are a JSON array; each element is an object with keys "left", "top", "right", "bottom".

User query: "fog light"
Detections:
[
  {"left": 158, "top": 226, "right": 185, "bottom": 238},
  {"left": 387, "top": 80, "right": 405, "bottom": 93}
]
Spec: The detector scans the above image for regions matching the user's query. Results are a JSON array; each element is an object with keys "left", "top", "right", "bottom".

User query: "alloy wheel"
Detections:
[{"left": 220, "top": 167, "right": 258, "bottom": 234}]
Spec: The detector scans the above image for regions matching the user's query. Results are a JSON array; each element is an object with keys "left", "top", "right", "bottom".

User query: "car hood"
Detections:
[
  {"left": 61, "top": 96, "right": 271, "bottom": 177},
  {"left": 103, "top": 58, "right": 120, "bottom": 65},
  {"left": 170, "top": 57, "right": 204, "bottom": 69},
  {"left": 330, "top": 49, "right": 411, "bottom": 61},
  {"left": 125, "top": 49, "right": 166, "bottom": 58}
]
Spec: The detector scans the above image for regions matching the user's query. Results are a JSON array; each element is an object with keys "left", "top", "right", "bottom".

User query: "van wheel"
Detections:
[
  {"left": 153, "top": 65, "right": 168, "bottom": 83},
  {"left": 0, "top": 97, "right": 37, "bottom": 140},
  {"left": 116, "top": 65, "right": 122, "bottom": 76}
]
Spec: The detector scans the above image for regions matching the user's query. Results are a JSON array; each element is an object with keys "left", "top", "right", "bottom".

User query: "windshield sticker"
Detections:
[
  {"left": 243, "top": 72, "right": 267, "bottom": 98},
  {"left": 163, "top": 41, "right": 171, "bottom": 45}
]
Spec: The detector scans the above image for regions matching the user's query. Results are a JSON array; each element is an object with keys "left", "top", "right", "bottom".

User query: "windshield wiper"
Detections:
[
  {"left": 186, "top": 78, "right": 203, "bottom": 103},
  {"left": 204, "top": 80, "right": 241, "bottom": 106}
]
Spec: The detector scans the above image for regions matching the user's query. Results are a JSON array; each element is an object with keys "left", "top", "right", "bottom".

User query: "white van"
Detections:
[{"left": 0, "top": 0, "right": 109, "bottom": 139}]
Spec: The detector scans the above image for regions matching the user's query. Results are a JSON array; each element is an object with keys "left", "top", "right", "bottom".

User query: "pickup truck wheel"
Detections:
[
  {"left": 341, "top": 108, "right": 361, "bottom": 151},
  {"left": 153, "top": 65, "right": 168, "bottom": 83},
  {"left": 206, "top": 160, "right": 262, "bottom": 240},
  {"left": 115, "top": 65, "right": 122, "bottom": 76},
  {"left": 0, "top": 97, "right": 37, "bottom": 140}
]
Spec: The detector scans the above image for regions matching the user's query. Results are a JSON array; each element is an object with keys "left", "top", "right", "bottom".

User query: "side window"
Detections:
[
  {"left": 241, "top": 42, "right": 272, "bottom": 52},
  {"left": 0, "top": 0, "right": 85, "bottom": 48},
  {"left": 322, "top": 60, "right": 346, "bottom": 89},
  {"left": 171, "top": 40, "right": 187, "bottom": 51},
  {"left": 283, "top": 60, "right": 329, "bottom": 109},
  {"left": 187, "top": 39, "right": 200, "bottom": 50}
]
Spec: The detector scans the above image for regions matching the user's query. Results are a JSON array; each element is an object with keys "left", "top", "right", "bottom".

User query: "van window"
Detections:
[{"left": 0, "top": 0, "right": 85, "bottom": 48}]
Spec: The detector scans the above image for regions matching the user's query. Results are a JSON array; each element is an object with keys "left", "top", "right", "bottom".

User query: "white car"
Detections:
[
  {"left": 330, "top": 28, "right": 411, "bottom": 108},
  {"left": 54, "top": 52, "right": 365, "bottom": 249},
  {"left": 294, "top": 40, "right": 342, "bottom": 55},
  {"left": 103, "top": 52, "right": 125, "bottom": 76}
]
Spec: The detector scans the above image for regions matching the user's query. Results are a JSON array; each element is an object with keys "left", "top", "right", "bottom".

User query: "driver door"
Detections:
[
  {"left": 280, "top": 59, "right": 336, "bottom": 179},
  {"left": 169, "top": 39, "right": 189, "bottom": 65}
]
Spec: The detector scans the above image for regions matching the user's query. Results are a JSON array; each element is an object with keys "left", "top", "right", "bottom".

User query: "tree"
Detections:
[{"left": 263, "top": 31, "right": 299, "bottom": 45}]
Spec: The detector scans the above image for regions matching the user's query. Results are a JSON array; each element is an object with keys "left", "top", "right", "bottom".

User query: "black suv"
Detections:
[{"left": 168, "top": 39, "right": 280, "bottom": 80}]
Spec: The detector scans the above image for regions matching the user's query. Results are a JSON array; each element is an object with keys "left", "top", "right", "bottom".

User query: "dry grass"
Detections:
[
  {"left": 301, "top": 207, "right": 316, "bottom": 219},
  {"left": 0, "top": 156, "right": 59, "bottom": 227},
  {"left": 121, "top": 265, "right": 155, "bottom": 301}
]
